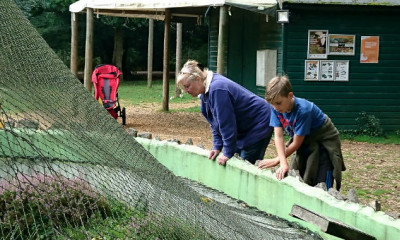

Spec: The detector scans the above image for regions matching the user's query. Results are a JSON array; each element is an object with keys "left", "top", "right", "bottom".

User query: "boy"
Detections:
[{"left": 258, "top": 76, "right": 345, "bottom": 190}]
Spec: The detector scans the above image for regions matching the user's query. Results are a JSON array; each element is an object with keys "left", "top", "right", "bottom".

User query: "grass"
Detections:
[
  {"left": 118, "top": 79, "right": 196, "bottom": 106},
  {"left": 340, "top": 133, "right": 400, "bottom": 144}
]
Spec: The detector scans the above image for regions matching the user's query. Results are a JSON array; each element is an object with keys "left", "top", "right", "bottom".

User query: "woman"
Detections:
[{"left": 177, "top": 60, "right": 273, "bottom": 166}]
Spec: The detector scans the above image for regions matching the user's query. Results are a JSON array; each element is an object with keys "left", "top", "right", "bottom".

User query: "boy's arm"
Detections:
[
  {"left": 258, "top": 127, "right": 283, "bottom": 169},
  {"left": 274, "top": 127, "right": 289, "bottom": 180},
  {"left": 285, "top": 134, "right": 305, "bottom": 157}
]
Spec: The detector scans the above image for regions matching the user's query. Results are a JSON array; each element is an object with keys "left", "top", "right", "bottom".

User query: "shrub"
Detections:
[
  {"left": 355, "top": 111, "right": 383, "bottom": 137},
  {"left": 0, "top": 173, "right": 111, "bottom": 239}
]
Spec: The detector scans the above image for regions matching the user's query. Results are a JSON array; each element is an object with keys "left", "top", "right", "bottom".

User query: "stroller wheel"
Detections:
[{"left": 121, "top": 107, "right": 126, "bottom": 125}]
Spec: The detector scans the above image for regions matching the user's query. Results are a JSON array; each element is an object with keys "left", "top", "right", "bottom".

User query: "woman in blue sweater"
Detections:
[{"left": 177, "top": 60, "right": 273, "bottom": 166}]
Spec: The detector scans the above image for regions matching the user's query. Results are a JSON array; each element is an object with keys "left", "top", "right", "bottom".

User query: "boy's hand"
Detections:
[
  {"left": 209, "top": 149, "right": 220, "bottom": 160},
  {"left": 217, "top": 154, "right": 229, "bottom": 166},
  {"left": 257, "top": 158, "right": 280, "bottom": 169},
  {"left": 276, "top": 164, "right": 289, "bottom": 180}
]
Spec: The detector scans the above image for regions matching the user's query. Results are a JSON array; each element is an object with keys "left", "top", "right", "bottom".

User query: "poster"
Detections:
[
  {"left": 304, "top": 60, "right": 320, "bottom": 81},
  {"left": 335, "top": 60, "right": 349, "bottom": 81},
  {"left": 320, "top": 60, "right": 335, "bottom": 81},
  {"left": 360, "top": 36, "right": 379, "bottom": 63},
  {"left": 307, "top": 30, "right": 328, "bottom": 59},
  {"left": 328, "top": 34, "right": 355, "bottom": 55}
]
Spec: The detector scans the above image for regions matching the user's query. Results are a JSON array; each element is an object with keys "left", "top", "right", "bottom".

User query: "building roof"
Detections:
[
  {"left": 69, "top": 0, "right": 399, "bottom": 21},
  {"left": 69, "top": 0, "right": 277, "bottom": 20},
  {"left": 282, "top": 0, "right": 400, "bottom": 6}
]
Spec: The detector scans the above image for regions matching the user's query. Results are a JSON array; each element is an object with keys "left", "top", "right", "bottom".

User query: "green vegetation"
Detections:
[
  {"left": 340, "top": 133, "right": 400, "bottom": 144},
  {"left": 0, "top": 173, "right": 208, "bottom": 240},
  {"left": 118, "top": 80, "right": 198, "bottom": 107},
  {"left": 340, "top": 111, "right": 400, "bottom": 144}
]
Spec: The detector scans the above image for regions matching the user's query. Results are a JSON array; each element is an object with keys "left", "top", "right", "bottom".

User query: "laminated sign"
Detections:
[{"left": 360, "top": 36, "right": 379, "bottom": 63}]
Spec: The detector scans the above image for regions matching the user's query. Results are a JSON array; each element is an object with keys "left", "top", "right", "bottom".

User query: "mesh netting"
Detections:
[{"left": 0, "top": 1, "right": 322, "bottom": 239}]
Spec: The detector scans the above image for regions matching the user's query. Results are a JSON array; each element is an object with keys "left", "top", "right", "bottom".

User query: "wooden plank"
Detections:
[{"left": 290, "top": 205, "right": 376, "bottom": 240}]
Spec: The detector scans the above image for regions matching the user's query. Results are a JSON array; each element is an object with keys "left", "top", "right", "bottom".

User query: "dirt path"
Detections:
[{"left": 122, "top": 100, "right": 400, "bottom": 215}]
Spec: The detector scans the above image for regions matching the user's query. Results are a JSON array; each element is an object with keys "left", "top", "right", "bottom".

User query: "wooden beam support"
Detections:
[
  {"left": 70, "top": 12, "right": 78, "bottom": 77},
  {"left": 162, "top": 9, "right": 171, "bottom": 111},
  {"left": 83, "top": 8, "right": 94, "bottom": 92},
  {"left": 217, "top": 5, "right": 227, "bottom": 75},
  {"left": 147, "top": 18, "right": 154, "bottom": 87},
  {"left": 175, "top": 22, "right": 182, "bottom": 97}
]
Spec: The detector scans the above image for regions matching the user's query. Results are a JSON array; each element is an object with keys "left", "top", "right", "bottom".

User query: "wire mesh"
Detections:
[{"left": 0, "top": 1, "right": 322, "bottom": 239}]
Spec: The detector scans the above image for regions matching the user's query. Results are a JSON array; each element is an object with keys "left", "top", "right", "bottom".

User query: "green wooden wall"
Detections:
[
  {"left": 208, "top": 7, "right": 282, "bottom": 97},
  {"left": 208, "top": 8, "right": 219, "bottom": 72},
  {"left": 208, "top": 4, "right": 400, "bottom": 131},
  {"left": 283, "top": 4, "right": 400, "bottom": 131}
]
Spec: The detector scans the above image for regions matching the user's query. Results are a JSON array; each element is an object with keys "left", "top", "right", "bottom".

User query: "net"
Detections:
[{"left": 0, "top": 1, "right": 321, "bottom": 239}]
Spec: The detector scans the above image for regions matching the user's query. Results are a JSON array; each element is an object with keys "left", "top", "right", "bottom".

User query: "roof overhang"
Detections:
[
  {"left": 69, "top": 0, "right": 277, "bottom": 21},
  {"left": 281, "top": 0, "right": 400, "bottom": 6}
]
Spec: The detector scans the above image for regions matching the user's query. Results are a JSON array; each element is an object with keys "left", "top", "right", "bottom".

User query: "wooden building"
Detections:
[
  {"left": 207, "top": 0, "right": 400, "bottom": 131},
  {"left": 70, "top": 0, "right": 400, "bottom": 131}
]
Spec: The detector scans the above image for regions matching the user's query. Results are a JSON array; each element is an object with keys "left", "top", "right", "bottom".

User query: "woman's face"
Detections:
[{"left": 181, "top": 76, "right": 205, "bottom": 97}]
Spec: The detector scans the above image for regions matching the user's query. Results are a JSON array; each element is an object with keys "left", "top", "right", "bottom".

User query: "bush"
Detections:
[
  {"left": 0, "top": 173, "right": 111, "bottom": 239},
  {"left": 355, "top": 111, "right": 383, "bottom": 137}
]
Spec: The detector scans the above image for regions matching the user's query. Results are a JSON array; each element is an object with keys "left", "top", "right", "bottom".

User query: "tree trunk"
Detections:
[{"left": 112, "top": 27, "right": 124, "bottom": 81}]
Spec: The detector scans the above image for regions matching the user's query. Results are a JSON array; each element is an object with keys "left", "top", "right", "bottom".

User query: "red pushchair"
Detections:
[{"left": 91, "top": 64, "right": 126, "bottom": 125}]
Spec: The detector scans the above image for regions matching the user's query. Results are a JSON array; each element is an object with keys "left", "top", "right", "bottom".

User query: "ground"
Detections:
[{"left": 123, "top": 99, "right": 400, "bottom": 215}]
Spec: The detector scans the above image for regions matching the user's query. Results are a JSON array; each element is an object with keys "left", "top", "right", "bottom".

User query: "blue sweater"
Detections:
[{"left": 200, "top": 73, "right": 273, "bottom": 158}]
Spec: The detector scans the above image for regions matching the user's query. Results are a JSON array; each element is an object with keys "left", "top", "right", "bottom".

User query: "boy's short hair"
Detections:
[{"left": 265, "top": 75, "right": 293, "bottom": 103}]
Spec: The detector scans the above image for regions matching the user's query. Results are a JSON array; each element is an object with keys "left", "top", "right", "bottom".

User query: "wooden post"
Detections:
[
  {"left": 83, "top": 8, "right": 94, "bottom": 92},
  {"left": 147, "top": 18, "right": 154, "bottom": 87},
  {"left": 162, "top": 9, "right": 171, "bottom": 111},
  {"left": 217, "top": 5, "right": 227, "bottom": 75},
  {"left": 70, "top": 12, "right": 78, "bottom": 78},
  {"left": 175, "top": 22, "right": 182, "bottom": 97},
  {"left": 112, "top": 27, "right": 124, "bottom": 81}
]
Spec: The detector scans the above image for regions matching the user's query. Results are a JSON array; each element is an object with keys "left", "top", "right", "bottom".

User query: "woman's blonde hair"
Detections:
[
  {"left": 177, "top": 60, "right": 207, "bottom": 88},
  {"left": 265, "top": 75, "right": 292, "bottom": 103}
]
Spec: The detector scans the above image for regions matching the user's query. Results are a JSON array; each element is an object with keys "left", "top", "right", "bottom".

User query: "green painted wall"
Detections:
[
  {"left": 137, "top": 138, "right": 400, "bottom": 240},
  {"left": 283, "top": 3, "right": 400, "bottom": 131}
]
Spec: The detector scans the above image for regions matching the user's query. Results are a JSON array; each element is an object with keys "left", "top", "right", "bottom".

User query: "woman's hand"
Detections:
[
  {"left": 209, "top": 149, "right": 220, "bottom": 160},
  {"left": 257, "top": 158, "right": 280, "bottom": 169}
]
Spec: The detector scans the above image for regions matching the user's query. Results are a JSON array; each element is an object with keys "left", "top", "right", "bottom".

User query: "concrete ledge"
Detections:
[{"left": 137, "top": 137, "right": 400, "bottom": 240}]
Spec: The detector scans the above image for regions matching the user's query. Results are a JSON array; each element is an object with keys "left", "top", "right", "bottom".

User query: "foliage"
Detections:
[
  {"left": 16, "top": 0, "right": 209, "bottom": 76},
  {"left": 0, "top": 172, "right": 208, "bottom": 239},
  {"left": 0, "top": 173, "right": 111, "bottom": 239},
  {"left": 355, "top": 111, "right": 383, "bottom": 137},
  {"left": 340, "top": 111, "right": 384, "bottom": 138}
]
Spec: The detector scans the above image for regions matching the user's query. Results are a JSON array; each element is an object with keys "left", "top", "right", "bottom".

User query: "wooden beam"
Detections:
[
  {"left": 217, "top": 5, "right": 227, "bottom": 75},
  {"left": 290, "top": 205, "right": 376, "bottom": 240},
  {"left": 70, "top": 12, "right": 78, "bottom": 77},
  {"left": 83, "top": 8, "right": 94, "bottom": 92},
  {"left": 162, "top": 9, "right": 171, "bottom": 111},
  {"left": 175, "top": 22, "right": 182, "bottom": 97},
  {"left": 147, "top": 18, "right": 154, "bottom": 87}
]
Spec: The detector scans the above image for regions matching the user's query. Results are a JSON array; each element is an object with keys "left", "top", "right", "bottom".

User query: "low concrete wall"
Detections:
[{"left": 137, "top": 138, "right": 400, "bottom": 240}]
